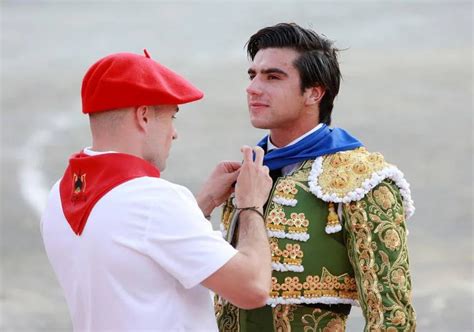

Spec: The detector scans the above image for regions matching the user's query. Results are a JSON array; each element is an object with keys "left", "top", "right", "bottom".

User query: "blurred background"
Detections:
[{"left": 1, "top": 0, "right": 472, "bottom": 331}]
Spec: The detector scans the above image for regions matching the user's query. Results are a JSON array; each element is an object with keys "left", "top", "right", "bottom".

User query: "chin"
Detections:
[
  {"left": 146, "top": 157, "right": 164, "bottom": 171},
  {"left": 250, "top": 118, "right": 269, "bottom": 129},
  {"left": 156, "top": 161, "right": 165, "bottom": 171}
]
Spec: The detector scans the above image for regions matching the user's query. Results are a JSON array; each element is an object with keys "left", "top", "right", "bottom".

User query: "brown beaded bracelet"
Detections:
[{"left": 235, "top": 206, "right": 265, "bottom": 221}]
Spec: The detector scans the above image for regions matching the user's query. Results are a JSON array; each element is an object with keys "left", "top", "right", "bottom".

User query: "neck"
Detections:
[
  {"left": 269, "top": 106, "right": 321, "bottom": 147},
  {"left": 270, "top": 122, "right": 320, "bottom": 148},
  {"left": 91, "top": 138, "right": 143, "bottom": 159}
]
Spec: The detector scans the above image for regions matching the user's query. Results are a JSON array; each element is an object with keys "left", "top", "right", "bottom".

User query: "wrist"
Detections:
[
  {"left": 236, "top": 206, "right": 265, "bottom": 222},
  {"left": 196, "top": 192, "right": 216, "bottom": 217}
]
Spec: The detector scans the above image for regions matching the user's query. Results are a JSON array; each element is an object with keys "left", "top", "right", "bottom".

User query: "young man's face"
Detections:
[
  {"left": 144, "top": 105, "right": 178, "bottom": 171},
  {"left": 246, "top": 48, "right": 307, "bottom": 132}
]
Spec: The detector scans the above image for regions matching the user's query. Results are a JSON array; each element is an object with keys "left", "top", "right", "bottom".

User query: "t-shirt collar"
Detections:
[{"left": 83, "top": 147, "right": 117, "bottom": 156}]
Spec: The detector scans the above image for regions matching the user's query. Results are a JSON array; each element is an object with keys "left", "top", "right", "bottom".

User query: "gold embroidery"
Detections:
[
  {"left": 330, "top": 153, "right": 351, "bottom": 168},
  {"left": 214, "top": 294, "right": 223, "bottom": 322},
  {"left": 323, "top": 317, "right": 346, "bottom": 332},
  {"left": 302, "top": 308, "right": 329, "bottom": 332},
  {"left": 390, "top": 309, "right": 407, "bottom": 326},
  {"left": 217, "top": 301, "right": 240, "bottom": 332},
  {"left": 344, "top": 200, "right": 384, "bottom": 329},
  {"left": 275, "top": 179, "right": 298, "bottom": 200},
  {"left": 271, "top": 239, "right": 304, "bottom": 267},
  {"left": 344, "top": 181, "right": 416, "bottom": 330},
  {"left": 266, "top": 204, "right": 310, "bottom": 239},
  {"left": 270, "top": 268, "right": 357, "bottom": 301},
  {"left": 318, "top": 147, "right": 389, "bottom": 198},
  {"left": 394, "top": 213, "right": 405, "bottom": 225},
  {"left": 326, "top": 203, "right": 339, "bottom": 227},
  {"left": 288, "top": 160, "right": 314, "bottom": 183},
  {"left": 382, "top": 229, "right": 401, "bottom": 251},
  {"left": 325, "top": 202, "right": 342, "bottom": 233},
  {"left": 390, "top": 268, "right": 406, "bottom": 288},
  {"left": 373, "top": 185, "right": 396, "bottom": 210},
  {"left": 301, "top": 308, "right": 347, "bottom": 332},
  {"left": 285, "top": 212, "right": 310, "bottom": 234},
  {"left": 270, "top": 238, "right": 282, "bottom": 263},
  {"left": 221, "top": 198, "right": 236, "bottom": 233},
  {"left": 267, "top": 205, "right": 287, "bottom": 232},
  {"left": 273, "top": 304, "right": 296, "bottom": 332}
]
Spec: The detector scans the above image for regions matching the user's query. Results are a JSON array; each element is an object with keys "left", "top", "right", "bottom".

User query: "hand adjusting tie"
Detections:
[{"left": 235, "top": 206, "right": 265, "bottom": 221}]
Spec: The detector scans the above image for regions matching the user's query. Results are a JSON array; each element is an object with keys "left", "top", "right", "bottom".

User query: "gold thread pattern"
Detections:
[
  {"left": 301, "top": 308, "right": 347, "bottom": 332},
  {"left": 269, "top": 267, "right": 357, "bottom": 302},
  {"left": 216, "top": 299, "right": 240, "bottom": 332},
  {"left": 274, "top": 179, "right": 298, "bottom": 201},
  {"left": 221, "top": 197, "right": 236, "bottom": 234},
  {"left": 266, "top": 205, "right": 310, "bottom": 235},
  {"left": 286, "top": 212, "right": 310, "bottom": 234},
  {"left": 326, "top": 202, "right": 342, "bottom": 233},
  {"left": 267, "top": 205, "right": 287, "bottom": 232},
  {"left": 214, "top": 294, "right": 223, "bottom": 322},
  {"left": 318, "top": 147, "right": 389, "bottom": 198},
  {"left": 343, "top": 180, "right": 416, "bottom": 331},
  {"left": 271, "top": 238, "right": 304, "bottom": 268},
  {"left": 273, "top": 304, "right": 297, "bottom": 332}
]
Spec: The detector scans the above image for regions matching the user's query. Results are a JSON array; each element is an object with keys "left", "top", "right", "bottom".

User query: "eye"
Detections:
[
  {"left": 248, "top": 74, "right": 255, "bottom": 81},
  {"left": 268, "top": 75, "right": 279, "bottom": 80},
  {"left": 172, "top": 115, "right": 177, "bottom": 120}
]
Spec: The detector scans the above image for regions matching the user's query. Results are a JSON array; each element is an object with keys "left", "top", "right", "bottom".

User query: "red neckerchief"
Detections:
[{"left": 59, "top": 151, "right": 160, "bottom": 235}]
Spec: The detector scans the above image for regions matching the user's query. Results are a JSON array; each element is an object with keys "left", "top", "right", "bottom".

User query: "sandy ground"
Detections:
[{"left": 1, "top": 1, "right": 472, "bottom": 331}]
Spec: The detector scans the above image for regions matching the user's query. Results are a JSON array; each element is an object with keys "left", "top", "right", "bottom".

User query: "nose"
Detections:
[
  {"left": 172, "top": 127, "right": 178, "bottom": 140},
  {"left": 246, "top": 78, "right": 263, "bottom": 96}
]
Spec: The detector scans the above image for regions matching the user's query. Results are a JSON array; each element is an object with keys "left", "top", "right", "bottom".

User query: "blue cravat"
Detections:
[{"left": 258, "top": 124, "right": 363, "bottom": 171}]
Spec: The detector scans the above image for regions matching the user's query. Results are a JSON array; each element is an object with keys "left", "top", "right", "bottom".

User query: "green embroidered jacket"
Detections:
[{"left": 216, "top": 148, "right": 416, "bottom": 331}]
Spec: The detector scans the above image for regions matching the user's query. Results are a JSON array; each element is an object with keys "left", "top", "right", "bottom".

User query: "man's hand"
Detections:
[
  {"left": 202, "top": 146, "right": 273, "bottom": 309},
  {"left": 234, "top": 146, "right": 272, "bottom": 210},
  {"left": 196, "top": 161, "right": 241, "bottom": 217}
]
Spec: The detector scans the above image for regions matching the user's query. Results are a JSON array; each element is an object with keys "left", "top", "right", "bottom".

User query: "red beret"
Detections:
[{"left": 81, "top": 50, "right": 204, "bottom": 114}]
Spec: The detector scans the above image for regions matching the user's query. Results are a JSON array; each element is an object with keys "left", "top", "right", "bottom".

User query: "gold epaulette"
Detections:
[{"left": 308, "top": 147, "right": 415, "bottom": 221}]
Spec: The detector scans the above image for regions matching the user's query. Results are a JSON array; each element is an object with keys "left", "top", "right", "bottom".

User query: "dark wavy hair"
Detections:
[{"left": 246, "top": 23, "right": 341, "bottom": 125}]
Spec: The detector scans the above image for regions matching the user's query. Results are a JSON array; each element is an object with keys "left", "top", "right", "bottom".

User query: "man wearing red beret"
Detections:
[{"left": 41, "top": 50, "right": 273, "bottom": 331}]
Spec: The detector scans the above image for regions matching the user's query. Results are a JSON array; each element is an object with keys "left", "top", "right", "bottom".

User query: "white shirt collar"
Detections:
[
  {"left": 83, "top": 147, "right": 117, "bottom": 156},
  {"left": 267, "top": 123, "right": 324, "bottom": 152}
]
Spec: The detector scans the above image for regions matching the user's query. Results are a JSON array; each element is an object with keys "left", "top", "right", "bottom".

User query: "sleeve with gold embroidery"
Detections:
[{"left": 342, "top": 179, "right": 416, "bottom": 331}]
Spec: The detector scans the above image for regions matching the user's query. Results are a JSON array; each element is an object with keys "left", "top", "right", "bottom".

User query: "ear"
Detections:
[
  {"left": 303, "top": 86, "right": 325, "bottom": 106},
  {"left": 134, "top": 105, "right": 151, "bottom": 132}
]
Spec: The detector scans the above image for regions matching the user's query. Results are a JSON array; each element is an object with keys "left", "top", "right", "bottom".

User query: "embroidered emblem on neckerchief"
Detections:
[
  {"left": 72, "top": 172, "right": 87, "bottom": 201},
  {"left": 59, "top": 151, "right": 160, "bottom": 236}
]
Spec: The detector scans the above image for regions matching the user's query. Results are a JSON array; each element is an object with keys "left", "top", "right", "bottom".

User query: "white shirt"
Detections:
[
  {"left": 41, "top": 151, "right": 237, "bottom": 331},
  {"left": 266, "top": 123, "right": 324, "bottom": 175}
]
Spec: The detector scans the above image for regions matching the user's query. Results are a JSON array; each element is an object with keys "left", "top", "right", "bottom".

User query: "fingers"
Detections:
[
  {"left": 253, "top": 146, "right": 264, "bottom": 165},
  {"left": 241, "top": 145, "right": 253, "bottom": 164},
  {"left": 221, "top": 161, "right": 242, "bottom": 172},
  {"left": 234, "top": 145, "right": 271, "bottom": 209},
  {"left": 240, "top": 145, "right": 265, "bottom": 166}
]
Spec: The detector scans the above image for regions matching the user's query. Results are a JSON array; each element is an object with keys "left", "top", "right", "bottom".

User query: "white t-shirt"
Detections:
[{"left": 41, "top": 175, "right": 237, "bottom": 331}]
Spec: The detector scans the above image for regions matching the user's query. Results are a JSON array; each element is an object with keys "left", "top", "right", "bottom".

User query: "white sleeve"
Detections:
[{"left": 144, "top": 183, "right": 238, "bottom": 289}]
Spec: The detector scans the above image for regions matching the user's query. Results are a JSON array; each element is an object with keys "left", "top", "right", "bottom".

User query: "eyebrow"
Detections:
[{"left": 248, "top": 67, "right": 289, "bottom": 77}]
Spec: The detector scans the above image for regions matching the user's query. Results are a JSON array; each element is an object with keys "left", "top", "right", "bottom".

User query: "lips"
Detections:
[{"left": 249, "top": 102, "right": 269, "bottom": 109}]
